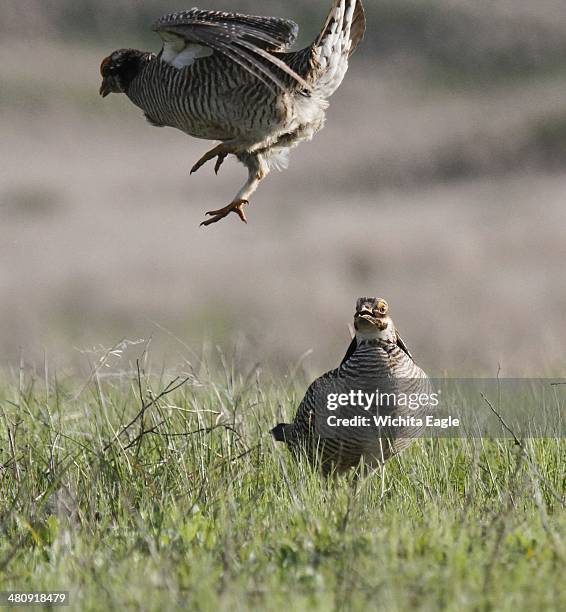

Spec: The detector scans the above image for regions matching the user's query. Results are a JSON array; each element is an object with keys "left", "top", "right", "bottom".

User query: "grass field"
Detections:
[{"left": 1, "top": 351, "right": 564, "bottom": 611}]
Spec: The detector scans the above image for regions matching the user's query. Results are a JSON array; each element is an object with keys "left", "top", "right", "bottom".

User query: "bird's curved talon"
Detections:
[
  {"left": 190, "top": 144, "right": 232, "bottom": 175},
  {"left": 190, "top": 153, "right": 226, "bottom": 175},
  {"left": 190, "top": 157, "right": 207, "bottom": 175},
  {"left": 214, "top": 153, "right": 227, "bottom": 175},
  {"left": 200, "top": 200, "right": 249, "bottom": 227}
]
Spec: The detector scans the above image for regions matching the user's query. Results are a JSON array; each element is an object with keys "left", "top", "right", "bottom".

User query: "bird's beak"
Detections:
[
  {"left": 355, "top": 308, "right": 388, "bottom": 330},
  {"left": 99, "top": 78, "right": 111, "bottom": 98},
  {"left": 356, "top": 307, "right": 374, "bottom": 321}
]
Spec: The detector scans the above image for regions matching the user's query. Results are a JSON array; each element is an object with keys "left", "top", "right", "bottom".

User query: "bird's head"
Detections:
[
  {"left": 99, "top": 49, "right": 146, "bottom": 97},
  {"left": 354, "top": 297, "right": 396, "bottom": 342}
]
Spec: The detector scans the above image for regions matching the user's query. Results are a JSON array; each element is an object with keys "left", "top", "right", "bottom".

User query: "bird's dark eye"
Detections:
[{"left": 375, "top": 301, "right": 388, "bottom": 315}]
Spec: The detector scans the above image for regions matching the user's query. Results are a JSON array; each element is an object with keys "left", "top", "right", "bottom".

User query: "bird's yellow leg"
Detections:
[
  {"left": 190, "top": 144, "right": 234, "bottom": 175},
  {"left": 200, "top": 154, "right": 269, "bottom": 227}
]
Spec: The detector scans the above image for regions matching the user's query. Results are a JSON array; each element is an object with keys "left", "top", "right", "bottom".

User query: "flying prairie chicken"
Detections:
[
  {"left": 99, "top": 1, "right": 365, "bottom": 226},
  {"left": 271, "top": 298, "right": 431, "bottom": 475}
]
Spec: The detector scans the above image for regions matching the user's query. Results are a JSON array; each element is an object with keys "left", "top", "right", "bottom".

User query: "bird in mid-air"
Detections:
[
  {"left": 99, "top": 1, "right": 365, "bottom": 226},
  {"left": 271, "top": 298, "right": 431, "bottom": 475}
]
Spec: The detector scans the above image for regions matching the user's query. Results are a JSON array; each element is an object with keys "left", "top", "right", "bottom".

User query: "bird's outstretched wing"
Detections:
[{"left": 153, "top": 8, "right": 310, "bottom": 91}]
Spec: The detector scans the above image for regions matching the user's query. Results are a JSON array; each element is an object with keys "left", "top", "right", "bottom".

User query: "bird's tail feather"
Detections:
[
  {"left": 310, "top": 0, "right": 366, "bottom": 98},
  {"left": 267, "top": 148, "right": 290, "bottom": 172},
  {"left": 271, "top": 423, "right": 290, "bottom": 442},
  {"left": 316, "top": 0, "right": 366, "bottom": 58}
]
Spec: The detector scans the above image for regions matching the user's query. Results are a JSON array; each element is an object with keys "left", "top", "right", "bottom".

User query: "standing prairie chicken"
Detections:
[
  {"left": 99, "top": 1, "right": 365, "bottom": 226},
  {"left": 271, "top": 298, "right": 431, "bottom": 475}
]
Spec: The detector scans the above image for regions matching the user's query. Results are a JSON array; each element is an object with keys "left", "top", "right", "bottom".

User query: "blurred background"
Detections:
[{"left": 1, "top": 0, "right": 565, "bottom": 376}]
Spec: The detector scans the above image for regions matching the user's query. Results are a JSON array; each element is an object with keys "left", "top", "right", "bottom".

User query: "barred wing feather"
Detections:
[{"left": 153, "top": 8, "right": 310, "bottom": 92}]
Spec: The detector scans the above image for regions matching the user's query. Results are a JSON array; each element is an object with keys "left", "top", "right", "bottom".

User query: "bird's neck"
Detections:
[
  {"left": 123, "top": 51, "right": 156, "bottom": 93},
  {"left": 355, "top": 337, "right": 395, "bottom": 351}
]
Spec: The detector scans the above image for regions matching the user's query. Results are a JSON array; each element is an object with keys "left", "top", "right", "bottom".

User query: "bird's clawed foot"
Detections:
[
  {"left": 190, "top": 144, "right": 232, "bottom": 175},
  {"left": 200, "top": 199, "right": 249, "bottom": 227}
]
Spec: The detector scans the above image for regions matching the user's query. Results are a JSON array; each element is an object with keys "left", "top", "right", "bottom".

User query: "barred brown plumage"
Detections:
[
  {"left": 99, "top": 1, "right": 365, "bottom": 226},
  {"left": 271, "top": 298, "right": 431, "bottom": 475}
]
